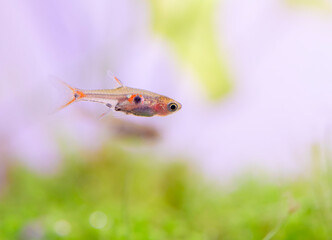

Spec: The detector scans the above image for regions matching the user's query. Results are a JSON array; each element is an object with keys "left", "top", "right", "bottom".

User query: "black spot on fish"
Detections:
[
  {"left": 74, "top": 93, "right": 79, "bottom": 99},
  {"left": 115, "top": 105, "right": 121, "bottom": 111},
  {"left": 134, "top": 95, "right": 141, "bottom": 104}
]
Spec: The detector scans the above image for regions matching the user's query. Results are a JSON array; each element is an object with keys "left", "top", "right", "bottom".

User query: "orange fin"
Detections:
[
  {"left": 107, "top": 70, "right": 124, "bottom": 88},
  {"left": 49, "top": 75, "right": 85, "bottom": 112},
  {"left": 57, "top": 98, "right": 76, "bottom": 111}
]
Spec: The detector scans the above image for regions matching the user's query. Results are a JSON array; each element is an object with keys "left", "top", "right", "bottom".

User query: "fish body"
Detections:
[{"left": 57, "top": 74, "right": 182, "bottom": 117}]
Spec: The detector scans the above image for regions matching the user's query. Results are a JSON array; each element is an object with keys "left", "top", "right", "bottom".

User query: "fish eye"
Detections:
[{"left": 167, "top": 102, "right": 178, "bottom": 112}]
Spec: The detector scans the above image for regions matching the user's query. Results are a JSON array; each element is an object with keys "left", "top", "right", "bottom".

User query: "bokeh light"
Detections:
[
  {"left": 53, "top": 220, "right": 71, "bottom": 237},
  {"left": 89, "top": 211, "right": 109, "bottom": 229}
]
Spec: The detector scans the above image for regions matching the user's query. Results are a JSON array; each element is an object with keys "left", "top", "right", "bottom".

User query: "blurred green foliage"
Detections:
[
  {"left": 150, "top": 0, "right": 232, "bottom": 99},
  {"left": 286, "top": 0, "right": 331, "bottom": 9},
  {"left": 1, "top": 142, "right": 332, "bottom": 239}
]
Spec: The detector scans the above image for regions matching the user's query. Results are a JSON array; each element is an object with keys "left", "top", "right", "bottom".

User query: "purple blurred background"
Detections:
[{"left": 2, "top": 0, "right": 332, "bottom": 181}]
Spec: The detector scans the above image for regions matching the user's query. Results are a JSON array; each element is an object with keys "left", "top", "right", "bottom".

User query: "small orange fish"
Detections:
[{"left": 56, "top": 73, "right": 182, "bottom": 117}]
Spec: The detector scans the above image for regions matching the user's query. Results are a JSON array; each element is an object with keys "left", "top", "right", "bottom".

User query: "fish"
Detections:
[{"left": 55, "top": 73, "right": 182, "bottom": 117}]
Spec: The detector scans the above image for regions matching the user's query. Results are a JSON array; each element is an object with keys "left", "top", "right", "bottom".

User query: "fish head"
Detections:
[
  {"left": 116, "top": 92, "right": 182, "bottom": 117},
  {"left": 151, "top": 96, "right": 182, "bottom": 116}
]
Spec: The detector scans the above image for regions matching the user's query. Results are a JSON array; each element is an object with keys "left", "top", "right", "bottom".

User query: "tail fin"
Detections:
[{"left": 49, "top": 75, "right": 86, "bottom": 112}]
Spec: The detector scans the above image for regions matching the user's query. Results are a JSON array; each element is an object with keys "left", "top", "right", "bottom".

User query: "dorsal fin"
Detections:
[{"left": 107, "top": 70, "right": 124, "bottom": 88}]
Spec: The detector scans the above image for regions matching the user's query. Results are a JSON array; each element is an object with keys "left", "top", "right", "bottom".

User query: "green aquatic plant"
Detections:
[{"left": 1, "top": 142, "right": 332, "bottom": 239}]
